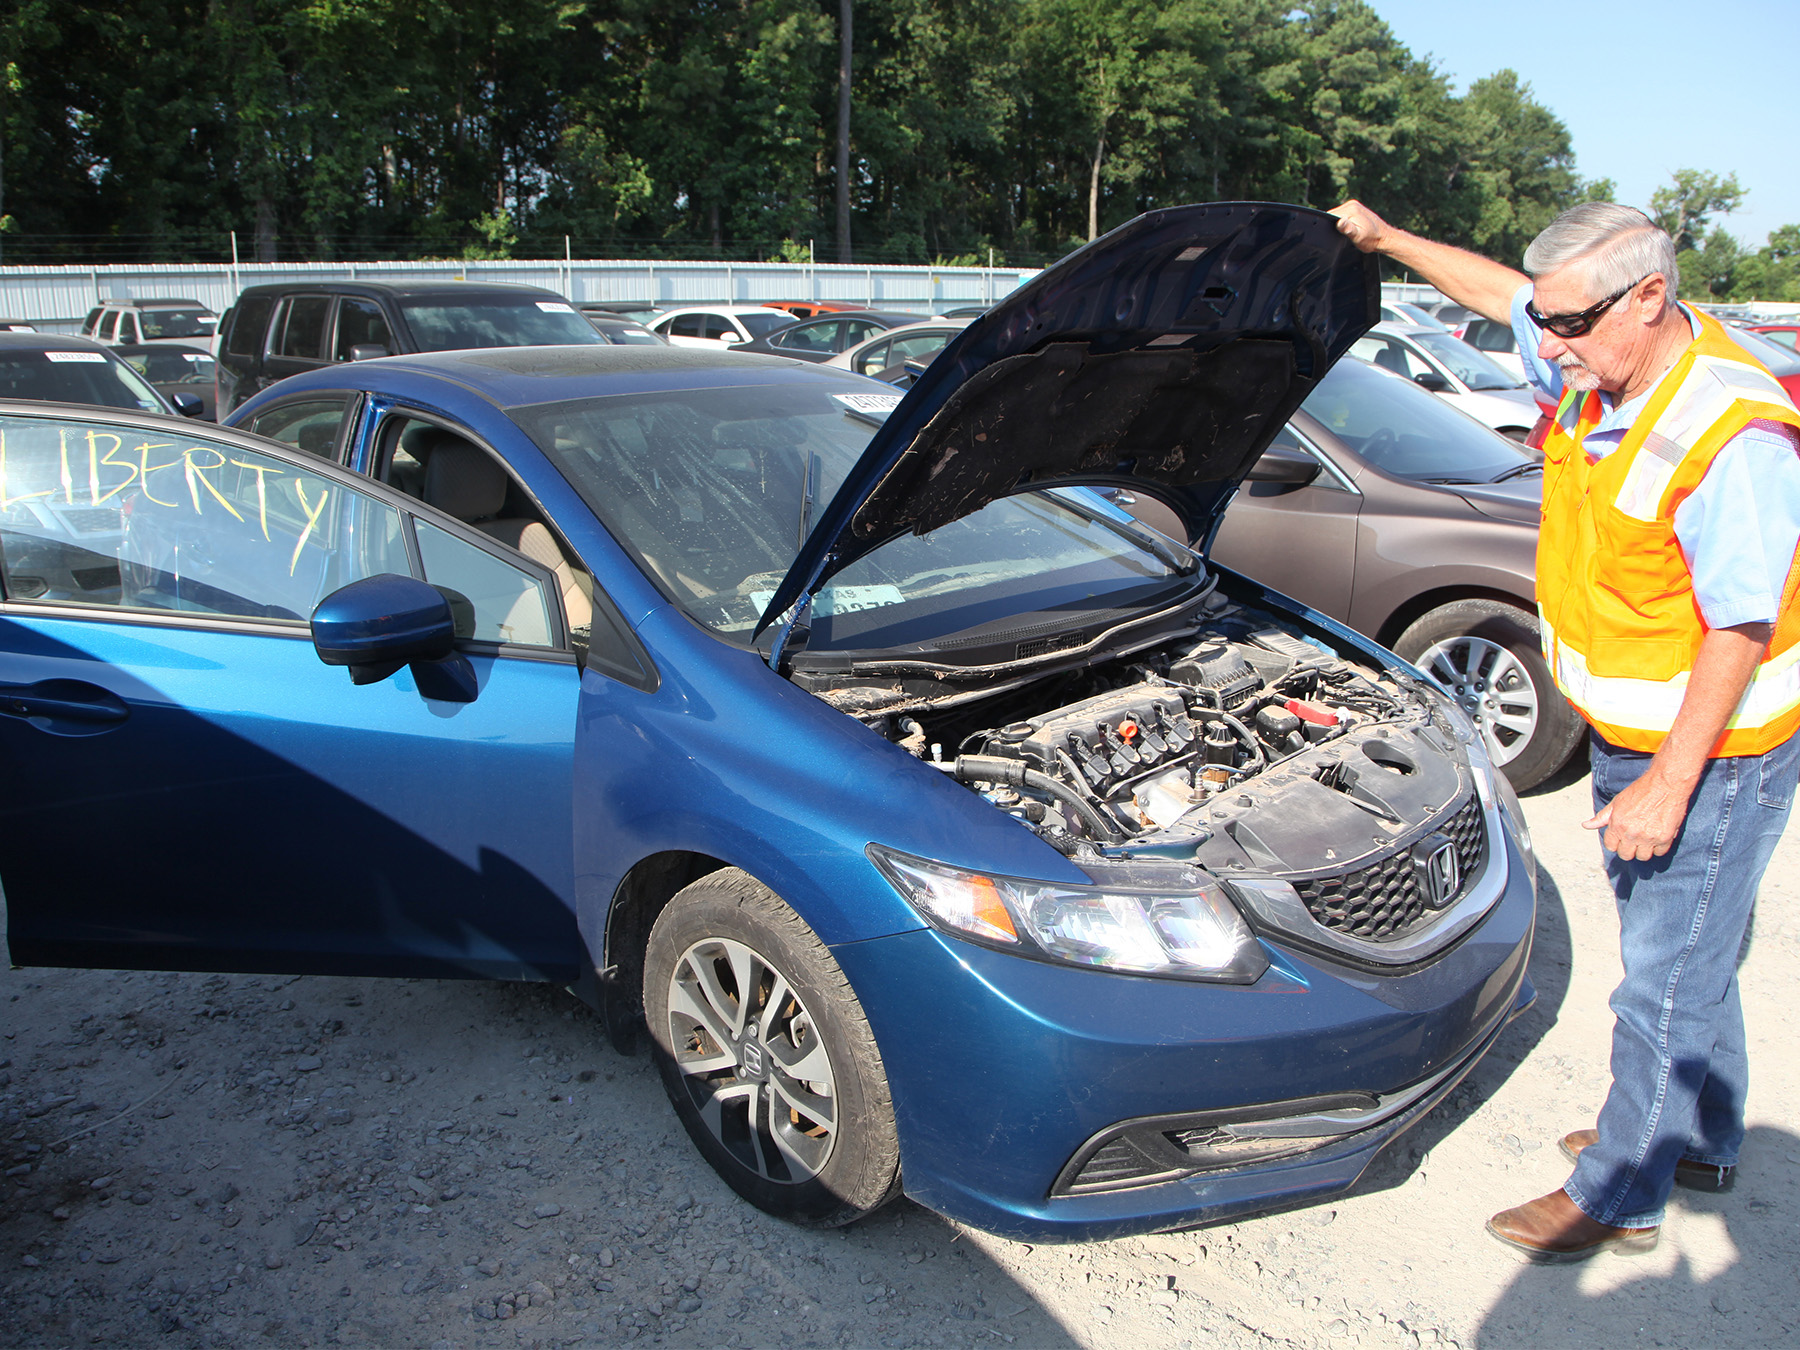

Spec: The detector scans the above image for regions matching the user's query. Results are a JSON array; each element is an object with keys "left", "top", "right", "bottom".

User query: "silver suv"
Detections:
[{"left": 81, "top": 299, "right": 218, "bottom": 347}]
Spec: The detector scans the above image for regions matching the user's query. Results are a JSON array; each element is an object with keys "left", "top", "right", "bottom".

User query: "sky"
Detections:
[{"left": 1367, "top": 0, "right": 1800, "bottom": 250}]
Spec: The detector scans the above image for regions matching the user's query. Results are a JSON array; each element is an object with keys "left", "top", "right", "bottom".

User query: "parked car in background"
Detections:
[
  {"left": 1426, "top": 301, "right": 1479, "bottom": 329},
  {"left": 824, "top": 317, "right": 971, "bottom": 379},
  {"left": 940, "top": 305, "right": 990, "bottom": 319},
  {"left": 115, "top": 342, "right": 217, "bottom": 420},
  {"left": 728, "top": 310, "right": 923, "bottom": 363},
  {"left": 0, "top": 319, "right": 37, "bottom": 333},
  {"left": 1349, "top": 324, "right": 1541, "bottom": 440},
  {"left": 1211, "top": 356, "right": 1579, "bottom": 790},
  {"left": 81, "top": 298, "right": 218, "bottom": 347},
  {"left": 214, "top": 281, "right": 603, "bottom": 418},
  {"left": 1457, "top": 316, "right": 1526, "bottom": 380},
  {"left": 0, "top": 204, "right": 1535, "bottom": 1244},
  {"left": 649, "top": 305, "right": 792, "bottom": 348},
  {"left": 583, "top": 314, "right": 667, "bottom": 346},
  {"left": 1725, "top": 324, "right": 1800, "bottom": 402},
  {"left": 1747, "top": 322, "right": 1798, "bottom": 351},
  {"left": 0, "top": 332, "right": 198, "bottom": 418},
  {"left": 578, "top": 302, "right": 665, "bottom": 325},
  {"left": 1379, "top": 301, "right": 1448, "bottom": 330},
  {"left": 763, "top": 301, "right": 871, "bottom": 319}
]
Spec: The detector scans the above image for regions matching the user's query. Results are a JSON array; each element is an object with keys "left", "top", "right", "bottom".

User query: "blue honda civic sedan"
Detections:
[{"left": 0, "top": 205, "right": 1535, "bottom": 1241}]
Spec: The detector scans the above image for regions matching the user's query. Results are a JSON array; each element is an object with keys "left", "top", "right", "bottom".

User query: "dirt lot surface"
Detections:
[{"left": 2, "top": 763, "right": 1797, "bottom": 1350}]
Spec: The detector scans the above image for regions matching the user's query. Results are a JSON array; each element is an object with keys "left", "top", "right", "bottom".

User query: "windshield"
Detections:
[
  {"left": 124, "top": 348, "right": 215, "bottom": 383},
  {"left": 510, "top": 377, "right": 1184, "bottom": 648},
  {"left": 0, "top": 349, "right": 167, "bottom": 413},
  {"left": 1412, "top": 330, "right": 1523, "bottom": 390},
  {"left": 138, "top": 309, "right": 213, "bottom": 340},
  {"left": 736, "top": 311, "right": 791, "bottom": 338},
  {"left": 1304, "top": 358, "right": 1534, "bottom": 484},
  {"left": 399, "top": 299, "right": 603, "bottom": 351}
]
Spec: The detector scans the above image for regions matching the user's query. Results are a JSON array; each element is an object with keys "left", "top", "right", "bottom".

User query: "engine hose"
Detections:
[{"left": 952, "top": 755, "right": 1125, "bottom": 842}]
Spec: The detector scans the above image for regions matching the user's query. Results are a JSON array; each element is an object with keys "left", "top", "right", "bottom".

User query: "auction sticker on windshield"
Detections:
[
  {"left": 833, "top": 393, "right": 902, "bottom": 417},
  {"left": 751, "top": 584, "right": 905, "bottom": 617},
  {"left": 45, "top": 352, "right": 108, "bottom": 363}
]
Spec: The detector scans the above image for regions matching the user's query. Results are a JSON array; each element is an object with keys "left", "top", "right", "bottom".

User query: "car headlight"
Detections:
[{"left": 868, "top": 845, "right": 1269, "bottom": 984}]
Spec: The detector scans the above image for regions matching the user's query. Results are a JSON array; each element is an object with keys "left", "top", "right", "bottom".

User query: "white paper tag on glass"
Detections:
[
  {"left": 832, "top": 392, "right": 903, "bottom": 416},
  {"left": 535, "top": 301, "right": 576, "bottom": 313},
  {"left": 45, "top": 351, "right": 108, "bottom": 363},
  {"left": 751, "top": 584, "right": 906, "bottom": 617}
]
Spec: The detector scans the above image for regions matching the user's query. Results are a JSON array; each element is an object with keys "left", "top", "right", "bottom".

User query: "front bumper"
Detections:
[{"left": 831, "top": 827, "right": 1536, "bottom": 1242}]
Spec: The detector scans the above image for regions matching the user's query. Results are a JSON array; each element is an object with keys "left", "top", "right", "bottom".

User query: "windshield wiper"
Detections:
[
  {"left": 1489, "top": 462, "right": 1543, "bottom": 482},
  {"left": 797, "top": 450, "right": 820, "bottom": 548}
]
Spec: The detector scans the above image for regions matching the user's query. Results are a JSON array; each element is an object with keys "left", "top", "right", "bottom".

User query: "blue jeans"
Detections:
[{"left": 1565, "top": 730, "right": 1800, "bottom": 1228}]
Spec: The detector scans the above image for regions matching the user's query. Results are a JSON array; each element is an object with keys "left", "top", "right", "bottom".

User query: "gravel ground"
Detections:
[{"left": 2, "top": 764, "right": 1797, "bottom": 1350}]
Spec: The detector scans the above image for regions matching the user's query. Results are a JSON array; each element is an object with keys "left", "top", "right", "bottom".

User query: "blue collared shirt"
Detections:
[{"left": 1510, "top": 283, "right": 1800, "bottom": 628}]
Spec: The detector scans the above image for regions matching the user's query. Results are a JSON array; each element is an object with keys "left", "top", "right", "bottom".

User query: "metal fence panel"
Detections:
[{"left": 0, "top": 259, "right": 1039, "bottom": 332}]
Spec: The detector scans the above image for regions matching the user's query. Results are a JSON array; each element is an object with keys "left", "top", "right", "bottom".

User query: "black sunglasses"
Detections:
[{"left": 1526, "top": 275, "right": 1651, "bottom": 339}]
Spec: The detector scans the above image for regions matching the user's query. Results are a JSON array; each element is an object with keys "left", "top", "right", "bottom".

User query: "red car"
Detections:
[
  {"left": 1732, "top": 324, "right": 1800, "bottom": 403},
  {"left": 1748, "top": 322, "right": 1799, "bottom": 353}
]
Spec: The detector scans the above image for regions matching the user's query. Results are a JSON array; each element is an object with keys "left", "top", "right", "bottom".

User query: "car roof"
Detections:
[
  {"left": 99, "top": 297, "right": 209, "bottom": 309},
  {"left": 1367, "top": 321, "right": 1438, "bottom": 339},
  {"left": 232, "top": 280, "right": 571, "bottom": 302},
  {"left": 112, "top": 342, "right": 213, "bottom": 356},
  {"left": 0, "top": 332, "right": 125, "bottom": 355},
  {"left": 655, "top": 304, "right": 792, "bottom": 316},
  {"left": 238, "top": 343, "right": 872, "bottom": 413}
]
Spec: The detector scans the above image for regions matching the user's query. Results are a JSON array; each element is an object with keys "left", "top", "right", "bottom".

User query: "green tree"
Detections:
[{"left": 1650, "top": 169, "right": 1744, "bottom": 254}]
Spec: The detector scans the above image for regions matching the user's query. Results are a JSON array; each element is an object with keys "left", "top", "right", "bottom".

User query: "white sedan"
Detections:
[
  {"left": 650, "top": 305, "right": 793, "bottom": 348},
  {"left": 823, "top": 318, "right": 972, "bottom": 380},
  {"left": 1350, "top": 323, "right": 1541, "bottom": 441}
]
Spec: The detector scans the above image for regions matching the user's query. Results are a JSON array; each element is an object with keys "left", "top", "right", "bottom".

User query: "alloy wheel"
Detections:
[
  {"left": 1417, "top": 634, "right": 1538, "bottom": 768},
  {"left": 663, "top": 936, "right": 838, "bottom": 1185}
]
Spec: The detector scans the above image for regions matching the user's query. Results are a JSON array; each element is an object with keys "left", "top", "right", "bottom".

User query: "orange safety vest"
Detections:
[{"left": 1536, "top": 307, "right": 1800, "bottom": 756}]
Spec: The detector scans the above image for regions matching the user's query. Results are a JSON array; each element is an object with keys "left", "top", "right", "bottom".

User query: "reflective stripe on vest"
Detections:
[{"left": 1535, "top": 307, "right": 1800, "bottom": 756}]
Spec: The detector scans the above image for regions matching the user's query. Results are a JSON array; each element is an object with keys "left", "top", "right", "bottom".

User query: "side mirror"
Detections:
[
  {"left": 1243, "top": 443, "right": 1320, "bottom": 485},
  {"left": 1413, "top": 370, "right": 1452, "bottom": 392},
  {"left": 347, "top": 343, "right": 390, "bottom": 362},
  {"left": 311, "top": 574, "right": 477, "bottom": 702},
  {"left": 169, "top": 391, "right": 206, "bottom": 418}
]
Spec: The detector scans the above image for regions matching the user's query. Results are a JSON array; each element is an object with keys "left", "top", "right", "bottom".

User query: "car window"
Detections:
[
  {"left": 123, "top": 349, "right": 214, "bottom": 384},
  {"left": 99, "top": 312, "right": 120, "bottom": 342},
  {"left": 887, "top": 331, "right": 953, "bottom": 365},
  {"left": 245, "top": 398, "right": 352, "bottom": 461},
  {"left": 1412, "top": 331, "right": 1522, "bottom": 390},
  {"left": 0, "top": 348, "right": 166, "bottom": 413},
  {"left": 396, "top": 299, "right": 599, "bottom": 350},
  {"left": 1757, "top": 329, "right": 1797, "bottom": 351},
  {"left": 414, "top": 519, "right": 554, "bottom": 647},
  {"left": 335, "top": 299, "right": 393, "bottom": 360},
  {"left": 839, "top": 320, "right": 884, "bottom": 347},
  {"left": 138, "top": 309, "right": 212, "bottom": 340},
  {"left": 771, "top": 321, "right": 839, "bottom": 353},
  {"left": 603, "top": 325, "right": 662, "bottom": 346},
  {"left": 278, "top": 297, "right": 331, "bottom": 359},
  {"left": 1349, "top": 335, "right": 1432, "bottom": 382},
  {"left": 81, "top": 309, "right": 102, "bottom": 336},
  {"left": 0, "top": 413, "right": 407, "bottom": 621},
  {"left": 735, "top": 311, "right": 789, "bottom": 338},
  {"left": 1463, "top": 318, "right": 1516, "bottom": 354},
  {"left": 853, "top": 339, "right": 894, "bottom": 375},
  {"left": 1303, "top": 359, "right": 1532, "bottom": 484},
  {"left": 701, "top": 315, "right": 738, "bottom": 342},
  {"left": 663, "top": 315, "right": 701, "bottom": 339},
  {"left": 222, "top": 296, "right": 275, "bottom": 360}
]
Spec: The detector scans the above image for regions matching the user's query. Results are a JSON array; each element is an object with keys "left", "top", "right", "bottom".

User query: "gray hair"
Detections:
[{"left": 1523, "top": 202, "right": 1679, "bottom": 309}]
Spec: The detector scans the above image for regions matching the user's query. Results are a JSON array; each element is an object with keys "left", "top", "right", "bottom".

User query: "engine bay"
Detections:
[{"left": 831, "top": 588, "right": 1482, "bottom": 902}]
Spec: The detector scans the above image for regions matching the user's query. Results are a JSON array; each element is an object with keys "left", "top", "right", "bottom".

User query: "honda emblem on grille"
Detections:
[{"left": 1411, "top": 833, "right": 1461, "bottom": 909}]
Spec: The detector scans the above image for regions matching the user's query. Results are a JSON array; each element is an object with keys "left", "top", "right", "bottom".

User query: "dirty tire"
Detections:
[
  {"left": 1395, "top": 599, "right": 1585, "bottom": 792},
  {"left": 644, "top": 869, "right": 901, "bottom": 1227}
]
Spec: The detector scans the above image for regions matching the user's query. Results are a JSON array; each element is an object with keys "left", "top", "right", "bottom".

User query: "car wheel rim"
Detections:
[
  {"left": 1417, "top": 635, "right": 1538, "bottom": 768},
  {"left": 664, "top": 936, "right": 837, "bottom": 1185}
]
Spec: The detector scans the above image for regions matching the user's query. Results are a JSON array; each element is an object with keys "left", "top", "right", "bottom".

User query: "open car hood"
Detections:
[{"left": 755, "top": 203, "right": 1379, "bottom": 639}]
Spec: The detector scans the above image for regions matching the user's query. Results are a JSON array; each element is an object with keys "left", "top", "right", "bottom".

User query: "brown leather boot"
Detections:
[
  {"left": 1559, "top": 1129, "right": 1737, "bottom": 1192},
  {"left": 1486, "top": 1188, "right": 1659, "bottom": 1262}
]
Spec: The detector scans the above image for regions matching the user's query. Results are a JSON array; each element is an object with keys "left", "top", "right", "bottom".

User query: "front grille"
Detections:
[{"left": 1291, "top": 795, "right": 1486, "bottom": 942}]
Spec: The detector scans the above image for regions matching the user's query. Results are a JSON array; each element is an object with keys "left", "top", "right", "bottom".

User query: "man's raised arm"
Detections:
[{"left": 1329, "top": 201, "right": 1527, "bottom": 325}]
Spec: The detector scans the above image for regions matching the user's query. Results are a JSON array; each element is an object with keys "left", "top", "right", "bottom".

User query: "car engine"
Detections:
[{"left": 824, "top": 589, "right": 1492, "bottom": 953}]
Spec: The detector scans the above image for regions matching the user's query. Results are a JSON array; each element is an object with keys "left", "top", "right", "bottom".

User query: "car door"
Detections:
[
  {"left": 1208, "top": 420, "right": 1362, "bottom": 620},
  {"left": 262, "top": 294, "right": 334, "bottom": 387},
  {"left": 0, "top": 405, "right": 585, "bottom": 979}
]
